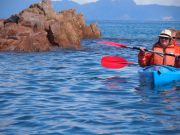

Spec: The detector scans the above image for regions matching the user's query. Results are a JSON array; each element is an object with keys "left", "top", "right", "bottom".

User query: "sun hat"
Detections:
[{"left": 159, "top": 29, "right": 172, "bottom": 38}]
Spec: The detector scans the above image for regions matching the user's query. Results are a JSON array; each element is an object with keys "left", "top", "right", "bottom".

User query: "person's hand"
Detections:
[
  {"left": 139, "top": 47, "right": 146, "bottom": 52},
  {"left": 175, "top": 54, "right": 180, "bottom": 58}
]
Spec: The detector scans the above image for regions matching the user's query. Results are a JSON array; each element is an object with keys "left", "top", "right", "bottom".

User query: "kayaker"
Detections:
[
  {"left": 168, "top": 28, "right": 179, "bottom": 46},
  {"left": 138, "top": 29, "right": 180, "bottom": 68}
]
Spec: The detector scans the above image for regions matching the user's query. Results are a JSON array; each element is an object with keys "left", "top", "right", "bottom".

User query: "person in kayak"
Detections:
[
  {"left": 138, "top": 29, "right": 180, "bottom": 68},
  {"left": 169, "top": 28, "right": 179, "bottom": 46}
]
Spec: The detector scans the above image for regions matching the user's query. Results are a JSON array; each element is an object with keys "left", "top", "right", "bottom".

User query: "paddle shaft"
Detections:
[
  {"left": 120, "top": 46, "right": 177, "bottom": 57},
  {"left": 99, "top": 41, "right": 178, "bottom": 57}
]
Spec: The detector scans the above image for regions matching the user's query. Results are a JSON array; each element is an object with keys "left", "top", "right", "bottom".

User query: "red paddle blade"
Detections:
[
  {"left": 98, "top": 41, "right": 127, "bottom": 48},
  {"left": 101, "top": 56, "right": 134, "bottom": 69}
]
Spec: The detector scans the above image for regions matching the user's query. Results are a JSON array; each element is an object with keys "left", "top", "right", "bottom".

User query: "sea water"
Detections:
[{"left": 0, "top": 21, "right": 179, "bottom": 135}]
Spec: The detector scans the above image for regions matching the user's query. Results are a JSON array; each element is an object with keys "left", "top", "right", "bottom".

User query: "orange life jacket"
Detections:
[
  {"left": 151, "top": 44, "right": 176, "bottom": 66},
  {"left": 138, "top": 43, "right": 180, "bottom": 67}
]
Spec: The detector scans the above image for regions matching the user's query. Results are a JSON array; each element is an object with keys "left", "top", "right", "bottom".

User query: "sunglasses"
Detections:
[{"left": 160, "top": 37, "right": 170, "bottom": 40}]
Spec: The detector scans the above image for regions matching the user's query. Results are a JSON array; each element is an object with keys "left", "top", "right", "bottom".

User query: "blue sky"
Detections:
[{"left": 53, "top": 0, "right": 180, "bottom": 6}]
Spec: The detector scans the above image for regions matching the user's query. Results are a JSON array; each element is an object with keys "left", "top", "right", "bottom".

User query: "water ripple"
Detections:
[{"left": 0, "top": 21, "right": 180, "bottom": 135}]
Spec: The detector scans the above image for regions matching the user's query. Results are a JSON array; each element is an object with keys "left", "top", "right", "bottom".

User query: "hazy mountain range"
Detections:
[{"left": 1, "top": 0, "right": 180, "bottom": 21}]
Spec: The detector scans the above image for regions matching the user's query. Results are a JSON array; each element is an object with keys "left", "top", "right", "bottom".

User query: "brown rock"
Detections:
[
  {"left": 0, "top": 23, "right": 49, "bottom": 52},
  {"left": 0, "top": 0, "right": 101, "bottom": 52},
  {"left": 14, "top": 31, "right": 50, "bottom": 52},
  {"left": 83, "top": 23, "right": 101, "bottom": 39},
  {"left": 56, "top": 9, "right": 86, "bottom": 39},
  {"left": 0, "top": 20, "right": 4, "bottom": 30},
  {"left": 48, "top": 22, "right": 81, "bottom": 49}
]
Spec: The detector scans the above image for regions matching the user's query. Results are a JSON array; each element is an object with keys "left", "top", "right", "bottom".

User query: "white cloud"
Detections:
[{"left": 162, "top": 16, "right": 173, "bottom": 21}]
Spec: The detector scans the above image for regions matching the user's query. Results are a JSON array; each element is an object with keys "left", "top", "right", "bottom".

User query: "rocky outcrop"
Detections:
[
  {"left": 0, "top": 22, "right": 50, "bottom": 51},
  {"left": 0, "top": 0, "right": 101, "bottom": 52}
]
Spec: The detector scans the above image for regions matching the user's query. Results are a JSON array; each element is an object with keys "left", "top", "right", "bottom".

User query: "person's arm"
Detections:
[{"left": 138, "top": 48, "right": 153, "bottom": 67}]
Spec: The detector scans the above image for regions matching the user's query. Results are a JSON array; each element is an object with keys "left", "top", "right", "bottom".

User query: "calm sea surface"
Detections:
[{"left": 0, "top": 21, "right": 180, "bottom": 135}]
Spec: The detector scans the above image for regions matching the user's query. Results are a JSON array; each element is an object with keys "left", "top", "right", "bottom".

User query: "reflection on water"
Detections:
[
  {"left": 104, "top": 76, "right": 129, "bottom": 90},
  {"left": 105, "top": 75, "right": 180, "bottom": 92}
]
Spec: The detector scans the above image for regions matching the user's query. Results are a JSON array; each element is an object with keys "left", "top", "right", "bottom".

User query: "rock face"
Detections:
[{"left": 0, "top": 0, "right": 101, "bottom": 52}]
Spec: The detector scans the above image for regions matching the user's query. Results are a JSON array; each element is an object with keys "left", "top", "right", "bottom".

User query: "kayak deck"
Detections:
[{"left": 139, "top": 65, "right": 180, "bottom": 86}]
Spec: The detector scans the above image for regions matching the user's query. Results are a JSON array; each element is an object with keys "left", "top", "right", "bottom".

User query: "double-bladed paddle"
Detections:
[
  {"left": 98, "top": 41, "right": 177, "bottom": 57},
  {"left": 101, "top": 56, "right": 135, "bottom": 69}
]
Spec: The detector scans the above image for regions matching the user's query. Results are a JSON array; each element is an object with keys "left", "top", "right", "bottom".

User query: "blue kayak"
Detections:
[{"left": 139, "top": 65, "right": 180, "bottom": 86}]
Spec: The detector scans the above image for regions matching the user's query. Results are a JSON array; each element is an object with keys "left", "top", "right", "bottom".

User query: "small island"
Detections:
[{"left": 0, "top": 0, "right": 101, "bottom": 52}]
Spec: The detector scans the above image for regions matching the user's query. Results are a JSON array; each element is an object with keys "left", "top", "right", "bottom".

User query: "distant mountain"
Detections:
[
  {"left": 78, "top": 0, "right": 138, "bottom": 20},
  {"left": 1, "top": 0, "right": 180, "bottom": 21},
  {"left": 52, "top": 0, "right": 180, "bottom": 21}
]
